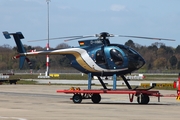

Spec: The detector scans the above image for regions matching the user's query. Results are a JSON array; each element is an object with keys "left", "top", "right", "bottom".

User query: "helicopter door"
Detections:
[
  {"left": 104, "top": 47, "right": 123, "bottom": 69},
  {"left": 96, "top": 50, "right": 106, "bottom": 64}
]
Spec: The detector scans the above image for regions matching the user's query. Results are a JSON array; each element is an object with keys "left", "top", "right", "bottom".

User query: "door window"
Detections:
[{"left": 110, "top": 49, "right": 123, "bottom": 66}]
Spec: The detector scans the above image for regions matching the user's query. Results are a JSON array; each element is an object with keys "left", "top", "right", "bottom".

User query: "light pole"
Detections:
[{"left": 45, "top": 0, "right": 50, "bottom": 77}]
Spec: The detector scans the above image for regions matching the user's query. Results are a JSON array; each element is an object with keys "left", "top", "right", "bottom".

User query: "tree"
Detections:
[
  {"left": 157, "top": 48, "right": 166, "bottom": 58},
  {"left": 59, "top": 56, "right": 70, "bottom": 67},
  {"left": 56, "top": 43, "right": 70, "bottom": 49},
  {"left": 147, "top": 63, "right": 152, "bottom": 70},
  {"left": 169, "top": 55, "right": 177, "bottom": 68},
  {"left": 177, "top": 61, "right": 180, "bottom": 70},
  {"left": 148, "top": 45, "right": 158, "bottom": 51},
  {"left": 27, "top": 46, "right": 33, "bottom": 51},
  {"left": 0, "top": 62, "right": 7, "bottom": 70},
  {"left": 125, "top": 40, "right": 135, "bottom": 48},
  {"left": 151, "top": 42, "right": 164, "bottom": 48},
  {"left": 175, "top": 45, "right": 180, "bottom": 54},
  {"left": 153, "top": 57, "right": 166, "bottom": 69}
]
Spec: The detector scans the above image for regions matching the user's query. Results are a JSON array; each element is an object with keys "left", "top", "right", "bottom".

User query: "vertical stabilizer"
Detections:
[{"left": 2, "top": 31, "right": 29, "bottom": 69}]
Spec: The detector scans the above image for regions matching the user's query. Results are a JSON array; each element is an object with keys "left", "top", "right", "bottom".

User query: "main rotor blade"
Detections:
[
  {"left": 28, "top": 33, "right": 175, "bottom": 42},
  {"left": 28, "top": 36, "right": 85, "bottom": 42},
  {"left": 64, "top": 36, "right": 95, "bottom": 42},
  {"left": 118, "top": 35, "right": 175, "bottom": 41}
]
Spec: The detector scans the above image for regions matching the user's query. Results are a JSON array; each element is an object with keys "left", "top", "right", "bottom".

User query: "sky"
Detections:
[{"left": 0, "top": 0, "right": 180, "bottom": 48}]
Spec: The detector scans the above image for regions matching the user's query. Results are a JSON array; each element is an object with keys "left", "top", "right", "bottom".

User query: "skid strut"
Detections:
[
  {"left": 88, "top": 73, "right": 109, "bottom": 90},
  {"left": 121, "top": 75, "right": 132, "bottom": 89},
  {"left": 89, "top": 74, "right": 133, "bottom": 90},
  {"left": 88, "top": 73, "right": 92, "bottom": 90},
  {"left": 113, "top": 74, "right": 117, "bottom": 90},
  {"left": 97, "top": 76, "right": 108, "bottom": 89},
  {"left": 88, "top": 73, "right": 119, "bottom": 90}
]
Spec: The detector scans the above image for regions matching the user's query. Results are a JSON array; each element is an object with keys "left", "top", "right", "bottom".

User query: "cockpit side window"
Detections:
[
  {"left": 117, "top": 45, "right": 129, "bottom": 56},
  {"left": 96, "top": 50, "right": 105, "bottom": 64},
  {"left": 118, "top": 45, "right": 137, "bottom": 56},
  {"left": 110, "top": 49, "right": 123, "bottom": 65}
]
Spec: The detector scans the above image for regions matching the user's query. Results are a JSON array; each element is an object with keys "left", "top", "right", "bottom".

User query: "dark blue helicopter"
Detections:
[{"left": 2, "top": 31, "right": 174, "bottom": 90}]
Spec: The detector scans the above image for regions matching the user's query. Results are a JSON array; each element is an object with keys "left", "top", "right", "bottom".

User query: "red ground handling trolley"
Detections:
[
  {"left": 57, "top": 73, "right": 180, "bottom": 104},
  {"left": 57, "top": 87, "right": 161, "bottom": 104}
]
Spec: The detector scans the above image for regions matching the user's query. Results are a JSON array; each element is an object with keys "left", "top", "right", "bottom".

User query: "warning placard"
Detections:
[{"left": 153, "top": 83, "right": 173, "bottom": 87}]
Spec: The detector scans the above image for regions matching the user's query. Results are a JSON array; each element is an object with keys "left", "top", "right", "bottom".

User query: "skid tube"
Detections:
[{"left": 57, "top": 88, "right": 161, "bottom": 104}]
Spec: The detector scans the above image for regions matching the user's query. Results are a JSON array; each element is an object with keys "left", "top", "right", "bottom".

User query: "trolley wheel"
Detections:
[
  {"left": 91, "top": 94, "right": 101, "bottom": 103},
  {"left": 72, "top": 94, "right": 82, "bottom": 103},
  {"left": 137, "top": 94, "right": 150, "bottom": 104}
]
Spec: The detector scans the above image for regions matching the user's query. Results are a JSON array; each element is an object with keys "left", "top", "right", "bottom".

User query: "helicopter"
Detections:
[{"left": 2, "top": 31, "right": 175, "bottom": 90}]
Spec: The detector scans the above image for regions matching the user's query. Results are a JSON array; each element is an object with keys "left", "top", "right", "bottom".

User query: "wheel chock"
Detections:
[
  {"left": 176, "top": 96, "right": 180, "bottom": 101},
  {"left": 69, "top": 87, "right": 75, "bottom": 91},
  {"left": 76, "top": 87, "right": 81, "bottom": 91}
]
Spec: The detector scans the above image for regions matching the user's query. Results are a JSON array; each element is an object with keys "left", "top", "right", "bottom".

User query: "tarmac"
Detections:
[{"left": 0, "top": 84, "right": 180, "bottom": 120}]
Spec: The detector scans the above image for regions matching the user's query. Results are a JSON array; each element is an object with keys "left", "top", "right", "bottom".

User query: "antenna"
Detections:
[{"left": 45, "top": 0, "right": 50, "bottom": 77}]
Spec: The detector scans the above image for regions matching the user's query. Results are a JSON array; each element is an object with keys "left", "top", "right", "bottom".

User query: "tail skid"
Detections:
[{"left": 3, "top": 31, "right": 32, "bottom": 69}]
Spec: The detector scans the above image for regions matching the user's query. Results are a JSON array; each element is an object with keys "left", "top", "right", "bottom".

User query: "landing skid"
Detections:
[
  {"left": 97, "top": 74, "right": 155, "bottom": 91},
  {"left": 121, "top": 75, "right": 156, "bottom": 91}
]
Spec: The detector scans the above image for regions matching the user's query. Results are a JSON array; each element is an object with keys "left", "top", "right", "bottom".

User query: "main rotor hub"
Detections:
[
  {"left": 96, "top": 32, "right": 112, "bottom": 45},
  {"left": 100, "top": 32, "right": 109, "bottom": 39},
  {"left": 100, "top": 32, "right": 110, "bottom": 39},
  {"left": 96, "top": 32, "right": 114, "bottom": 39}
]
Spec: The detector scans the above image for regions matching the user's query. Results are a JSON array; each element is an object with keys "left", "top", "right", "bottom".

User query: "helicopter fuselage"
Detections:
[
  {"left": 3, "top": 31, "right": 145, "bottom": 77},
  {"left": 21, "top": 39, "right": 145, "bottom": 76},
  {"left": 64, "top": 39, "right": 145, "bottom": 76}
]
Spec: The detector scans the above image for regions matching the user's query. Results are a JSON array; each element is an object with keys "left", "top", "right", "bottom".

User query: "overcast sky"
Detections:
[{"left": 0, "top": 0, "right": 180, "bottom": 48}]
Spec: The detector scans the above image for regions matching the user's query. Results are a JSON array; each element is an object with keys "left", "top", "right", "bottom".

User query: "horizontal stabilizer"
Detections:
[
  {"left": 2, "top": 31, "right": 11, "bottom": 39},
  {"left": 2, "top": 31, "right": 24, "bottom": 39}
]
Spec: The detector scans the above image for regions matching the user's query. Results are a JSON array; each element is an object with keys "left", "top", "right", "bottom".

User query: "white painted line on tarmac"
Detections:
[{"left": 0, "top": 116, "right": 27, "bottom": 120}]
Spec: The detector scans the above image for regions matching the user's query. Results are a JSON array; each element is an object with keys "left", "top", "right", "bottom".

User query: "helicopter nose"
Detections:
[
  {"left": 128, "top": 55, "right": 145, "bottom": 70},
  {"left": 136, "top": 56, "right": 145, "bottom": 69}
]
